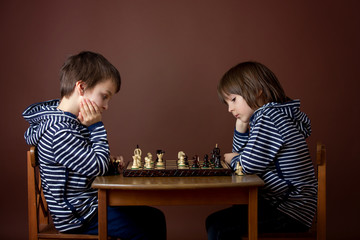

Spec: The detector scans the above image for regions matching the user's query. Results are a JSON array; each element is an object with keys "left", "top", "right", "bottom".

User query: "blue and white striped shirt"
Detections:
[
  {"left": 230, "top": 100, "right": 317, "bottom": 228},
  {"left": 23, "top": 100, "right": 110, "bottom": 232}
]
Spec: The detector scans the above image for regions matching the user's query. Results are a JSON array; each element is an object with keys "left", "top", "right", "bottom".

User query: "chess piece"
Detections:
[
  {"left": 144, "top": 156, "right": 152, "bottom": 169},
  {"left": 191, "top": 155, "right": 200, "bottom": 168},
  {"left": 178, "top": 151, "right": 186, "bottom": 168},
  {"left": 235, "top": 161, "right": 244, "bottom": 176},
  {"left": 203, "top": 154, "right": 210, "bottom": 168},
  {"left": 210, "top": 144, "right": 220, "bottom": 164},
  {"left": 214, "top": 155, "right": 221, "bottom": 168},
  {"left": 134, "top": 145, "right": 142, "bottom": 167},
  {"left": 177, "top": 151, "right": 185, "bottom": 163},
  {"left": 110, "top": 155, "right": 124, "bottom": 175},
  {"left": 156, "top": 150, "right": 165, "bottom": 168},
  {"left": 131, "top": 155, "right": 140, "bottom": 169},
  {"left": 146, "top": 152, "right": 154, "bottom": 164},
  {"left": 213, "top": 144, "right": 220, "bottom": 157},
  {"left": 134, "top": 145, "right": 142, "bottom": 157}
]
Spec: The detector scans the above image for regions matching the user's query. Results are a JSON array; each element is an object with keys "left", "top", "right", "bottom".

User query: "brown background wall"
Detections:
[{"left": 1, "top": 1, "right": 359, "bottom": 239}]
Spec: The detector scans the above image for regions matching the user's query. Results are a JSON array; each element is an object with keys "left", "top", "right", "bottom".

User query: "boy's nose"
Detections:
[{"left": 228, "top": 104, "right": 233, "bottom": 113}]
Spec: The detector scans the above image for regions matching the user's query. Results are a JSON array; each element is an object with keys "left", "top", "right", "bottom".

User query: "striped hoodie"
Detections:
[
  {"left": 23, "top": 99, "right": 110, "bottom": 232},
  {"left": 231, "top": 100, "right": 317, "bottom": 228}
]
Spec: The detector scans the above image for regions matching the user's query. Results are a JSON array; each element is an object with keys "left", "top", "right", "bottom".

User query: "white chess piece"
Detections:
[
  {"left": 134, "top": 146, "right": 142, "bottom": 167},
  {"left": 235, "top": 161, "right": 243, "bottom": 176},
  {"left": 178, "top": 151, "right": 186, "bottom": 167},
  {"left": 144, "top": 156, "right": 152, "bottom": 169},
  {"left": 131, "top": 155, "right": 139, "bottom": 169},
  {"left": 147, "top": 152, "right": 153, "bottom": 164}
]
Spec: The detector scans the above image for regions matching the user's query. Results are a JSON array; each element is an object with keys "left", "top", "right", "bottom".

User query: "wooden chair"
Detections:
[
  {"left": 27, "top": 146, "right": 98, "bottom": 240},
  {"left": 243, "top": 142, "right": 326, "bottom": 240}
]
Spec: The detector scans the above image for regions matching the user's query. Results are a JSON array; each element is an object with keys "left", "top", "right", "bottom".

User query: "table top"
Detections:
[{"left": 92, "top": 174, "right": 264, "bottom": 190}]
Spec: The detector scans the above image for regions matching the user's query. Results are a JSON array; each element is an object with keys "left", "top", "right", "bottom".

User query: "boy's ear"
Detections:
[{"left": 75, "top": 80, "right": 85, "bottom": 96}]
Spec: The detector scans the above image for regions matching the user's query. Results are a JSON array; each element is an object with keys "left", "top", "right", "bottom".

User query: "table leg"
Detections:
[
  {"left": 98, "top": 189, "right": 107, "bottom": 240},
  {"left": 248, "top": 187, "right": 258, "bottom": 240}
]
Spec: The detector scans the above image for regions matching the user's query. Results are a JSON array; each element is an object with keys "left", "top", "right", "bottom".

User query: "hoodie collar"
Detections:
[{"left": 250, "top": 100, "right": 301, "bottom": 123}]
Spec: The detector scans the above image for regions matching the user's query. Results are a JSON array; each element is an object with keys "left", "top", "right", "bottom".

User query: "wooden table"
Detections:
[{"left": 92, "top": 174, "right": 264, "bottom": 240}]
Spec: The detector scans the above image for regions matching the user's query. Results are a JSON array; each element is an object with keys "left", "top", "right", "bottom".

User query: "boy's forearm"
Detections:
[
  {"left": 232, "top": 128, "right": 249, "bottom": 154},
  {"left": 88, "top": 123, "right": 111, "bottom": 175},
  {"left": 53, "top": 124, "right": 110, "bottom": 176}
]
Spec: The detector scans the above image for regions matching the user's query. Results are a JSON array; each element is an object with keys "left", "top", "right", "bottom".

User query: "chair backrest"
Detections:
[
  {"left": 316, "top": 142, "right": 326, "bottom": 240},
  {"left": 27, "top": 146, "right": 51, "bottom": 239},
  {"left": 27, "top": 146, "right": 99, "bottom": 240},
  {"left": 243, "top": 142, "right": 327, "bottom": 240}
]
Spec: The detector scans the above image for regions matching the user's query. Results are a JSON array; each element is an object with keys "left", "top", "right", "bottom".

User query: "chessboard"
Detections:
[
  {"left": 120, "top": 144, "right": 234, "bottom": 177},
  {"left": 123, "top": 159, "right": 233, "bottom": 177}
]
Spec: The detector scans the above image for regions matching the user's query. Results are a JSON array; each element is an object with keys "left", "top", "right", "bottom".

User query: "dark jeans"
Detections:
[
  {"left": 206, "top": 198, "right": 309, "bottom": 240},
  {"left": 68, "top": 206, "right": 166, "bottom": 240}
]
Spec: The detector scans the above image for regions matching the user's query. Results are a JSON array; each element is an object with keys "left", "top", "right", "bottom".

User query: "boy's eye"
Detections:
[
  {"left": 102, "top": 95, "right": 109, "bottom": 100},
  {"left": 231, "top": 97, "right": 236, "bottom": 102}
]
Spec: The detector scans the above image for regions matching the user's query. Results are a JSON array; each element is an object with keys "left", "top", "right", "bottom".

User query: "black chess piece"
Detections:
[
  {"left": 214, "top": 155, "right": 221, "bottom": 168},
  {"left": 211, "top": 144, "right": 220, "bottom": 164},
  {"left": 184, "top": 155, "right": 189, "bottom": 166},
  {"left": 203, "top": 154, "right": 210, "bottom": 168},
  {"left": 212, "top": 144, "right": 220, "bottom": 157},
  {"left": 156, "top": 149, "right": 165, "bottom": 162},
  {"left": 210, "top": 153, "right": 215, "bottom": 164},
  {"left": 191, "top": 155, "right": 200, "bottom": 168},
  {"left": 113, "top": 160, "right": 120, "bottom": 175}
]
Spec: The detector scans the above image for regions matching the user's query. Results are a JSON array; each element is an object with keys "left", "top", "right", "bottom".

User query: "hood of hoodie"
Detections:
[
  {"left": 23, "top": 99, "right": 79, "bottom": 146},
  {"left": 250, "top": 100, "right": 311, "bottom": 138}
]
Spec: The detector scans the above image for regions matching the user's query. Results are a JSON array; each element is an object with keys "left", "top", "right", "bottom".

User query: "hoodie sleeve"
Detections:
[
  {"left": 52, "top": 122, "right": 110, "bottom": 176},
  {"left": 232, "top": 128, "right": 250, "bottom": 154},
  {"left": 230, "top": 115, "right": 284, "bottom": 174}
]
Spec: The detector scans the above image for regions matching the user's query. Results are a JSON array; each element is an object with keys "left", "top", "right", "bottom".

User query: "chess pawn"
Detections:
[
  {"left": 131, "top": 155, "right": 139, "bottom": 169},
  {"left": 203, "top": 154, "right": 210, "bottom": 168},
  {"left": 178, "top": 154, "right": 186, "bottom": 168},
  {"left": 184, "top": 155, "right": 188, "bottom": 165},
  {"left": 235, "top": 161, "right": 244, "bottom": 176},
  {"left": 144, "top": 156, "right": 152, "bottom": 169},
  {"left": 146, "top": 152, "right": 154, "bottom": 164},
  {"left": 191, "top": 155, "right": 200, "bottom": 168}
]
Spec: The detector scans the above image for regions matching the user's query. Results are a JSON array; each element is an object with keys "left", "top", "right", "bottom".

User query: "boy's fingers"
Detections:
[
  {"left": 81, "top": 99, "right": 90, "bottom": 112},
  {"left": 79, "top": 98, "right": 102, "bottom": 126},
  {"left": 91, "top": 101, "right": 100, "bottom": 113},
  {"left": 85, "top": 99, "right": 95, "bottom": 113},
  {"left": 80, "top": 101, "right": 89, "bottom": 118}
]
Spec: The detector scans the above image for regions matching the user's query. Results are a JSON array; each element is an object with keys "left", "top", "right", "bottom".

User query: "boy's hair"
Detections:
[
  {"left": 60, "top": 51, "right": 121, "bottom": 98},
  {"left": 217, "top": 61, "right": 291, "bottom": 109}
]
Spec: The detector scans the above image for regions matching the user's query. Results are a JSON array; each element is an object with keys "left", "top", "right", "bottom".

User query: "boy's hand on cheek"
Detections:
[
  {"left": 78, "top": 98, "right": 102, "bottom": 127},
  {"left": 236, "top": 119, "right": 250, "bottom": 133}
]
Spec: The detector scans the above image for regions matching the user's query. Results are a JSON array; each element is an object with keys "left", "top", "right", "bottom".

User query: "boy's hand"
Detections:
[
  {"left": 78, "top": 98, "right": 102, "bottom": 126},
  {"left": 110, "top": 155, "right": 125, "bottom": 170},
  {"left": 236, "top": 119, "right": 249, "bottom": 133},
  {"left": 224, "top": 152, "right": 239, "bottom": 164}
]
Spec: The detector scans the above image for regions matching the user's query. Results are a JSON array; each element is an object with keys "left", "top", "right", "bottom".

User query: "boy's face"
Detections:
[
  {"left": 224, "top": 94, "right": 254, "bottom": 123},
  {"left": 83, "top": 79, "right": 117, "bottom": 113}
]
